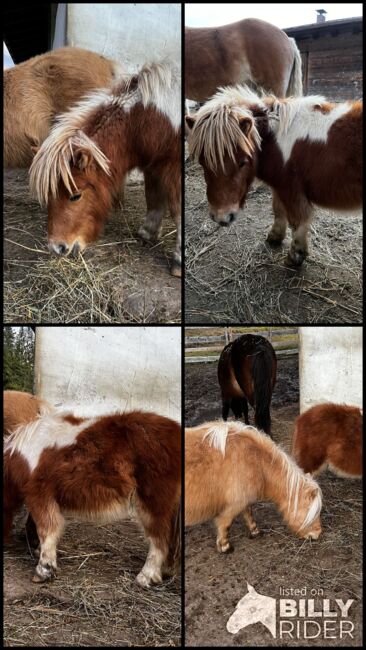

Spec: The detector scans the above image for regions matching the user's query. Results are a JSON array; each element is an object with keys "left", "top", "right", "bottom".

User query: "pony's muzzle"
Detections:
[
  {"left": 209, "top": 207, "right": 239, "bottom": 226},
  {"left": 49, "top": 241, "right": 81, "bottom": 257}
]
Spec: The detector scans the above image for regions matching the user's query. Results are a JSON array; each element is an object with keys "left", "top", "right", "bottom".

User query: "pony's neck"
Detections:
[
  {"left": 91, "top": 116, "right": 138, "bottom": 193},
  {"left": 261, "top": 446, "right": 296, "bottom": 522}
]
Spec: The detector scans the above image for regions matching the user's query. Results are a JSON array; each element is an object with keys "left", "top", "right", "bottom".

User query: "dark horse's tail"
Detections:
[{"left": 252, "top": 347, "right": 275, "bottom": 435}]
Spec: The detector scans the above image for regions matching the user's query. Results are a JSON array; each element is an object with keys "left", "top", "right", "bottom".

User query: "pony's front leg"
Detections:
[
  {"left": 267, "top": 192, "right": 288, "bottom": 245},
  {"left": 136, "top": 536, "right": 168, "bottom": 588},
  {"left": 138, "top": 171, "right": 166, "bottom": 243},
  {"left": 28, "top": 502, "right": 65, "bottom": 583},
  {"left": 171, "top": 217, "right": 182, "bottom": 278},
  {"left": 243, "top": 505, "right": 261, "bottom": 538}
]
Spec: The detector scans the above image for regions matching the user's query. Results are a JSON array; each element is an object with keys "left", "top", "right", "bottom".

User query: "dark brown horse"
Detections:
[
  {"left": 218, "top": 334, "right": 277, "bottom": 435},
  {"left": 185, "top": 18, "right": 302, "bottom": 102}
]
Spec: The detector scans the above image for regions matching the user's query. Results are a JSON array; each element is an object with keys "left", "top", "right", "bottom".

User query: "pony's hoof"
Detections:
[
  {"left": 249, "top": 528, "right": 261, "bottom": 538},
  {"left": 170, "top": 262, "right": 182, "bottom": 278},
  {"left": 284, "top": 250, "right": 307, "bottom": 267},
  {"left": 136, "top": 569, "right": 162, "bottom": 588},
  {"left": 33, "top": 563, "right": 57, "bottom": 583},
  {"left": 138, "top": 226, "right": 159, "bottom": 244},
  {"left": 266, "top": 233, "right": 284, "bottom": 247},
  {"left": 217, "top": 541, "right": 233, "bottom": 554}
]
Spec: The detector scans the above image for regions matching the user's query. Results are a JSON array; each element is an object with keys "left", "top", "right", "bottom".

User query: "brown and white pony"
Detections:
[
  {"left": 186, "top": 86, "right": 362, "bottom": 267},
  {"left": 4, "top": 47, "right": 122, "bottom": 167},
  {"left": 185, "top": 420, "right": 322, "bottom": 552},
  {"left": 218, "top": 334, "right": 276, "bottom": 435},
  {"left": 293, "top": 403, "right": 362, "bottom": 477},
  {"left": 29, "top": 61, "right": 182, "bottom": 276},
  {"left": 4, "top": 409, "right": 181, "bottom": 587},
  {"left": 185, "top": 18, "right": 302, "bottom": 102},
  {"left": 4, "top": 390, "right": 54, "bottom": 435}
]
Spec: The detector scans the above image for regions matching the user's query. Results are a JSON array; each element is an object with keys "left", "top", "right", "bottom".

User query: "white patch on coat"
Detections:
[
  {"left": 270, "top": 97, "right": 353, "bottom": 163},
  {"left": 4, "top": 413, "right": 97, "bottom": 472}
]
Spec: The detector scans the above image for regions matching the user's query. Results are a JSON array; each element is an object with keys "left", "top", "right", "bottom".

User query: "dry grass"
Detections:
[
  {"left": 4, "top": 170, "right": 181, "bottom": 324},
  {"left": 185, "top": 162, "right": 362, "bottom": 324},
  {"left": 4, "top": 519, "right": 181, "bottom": 647}
]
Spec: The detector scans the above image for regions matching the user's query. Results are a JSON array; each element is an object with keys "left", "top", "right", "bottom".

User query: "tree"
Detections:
[{"left": 3, "top": 327, "right": 35, "bottom": 391}]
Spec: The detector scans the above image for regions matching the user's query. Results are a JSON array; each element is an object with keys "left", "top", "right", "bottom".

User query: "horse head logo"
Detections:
[{"left": 227, "top": 583, "right": 276, "bottom": 637}]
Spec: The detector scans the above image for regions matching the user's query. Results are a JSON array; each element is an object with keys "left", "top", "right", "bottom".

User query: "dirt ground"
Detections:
[
  {"left": 4, "top": 169, "right": 181, "bottom": 323},
  {"left": 184, "top": 358, "right": 362, "bottom": 646},
  {"left": 4, "top": 517, "right": 181, "bottom": 647},
  {"left": 185, "top": 161, "right": 362, "bottom": 324}
]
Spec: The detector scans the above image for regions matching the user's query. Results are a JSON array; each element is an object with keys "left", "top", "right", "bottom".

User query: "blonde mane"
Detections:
[
  {"left": 187, "top": 84, "right": 337, "bottom": 172},
  {"left": 201, "top": 419, "right": 322, "bottom": 530},
  {"left": 29, "top": 60, "right": 181, "bottom": 205}
]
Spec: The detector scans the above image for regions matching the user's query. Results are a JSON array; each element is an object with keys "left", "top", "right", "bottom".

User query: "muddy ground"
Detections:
[
  {"left": 4, "top": 517, "right": 181, "bottom": 647},
  {"left": 4, "top": 169, "right": 181, "bottom": 323},
  {"left": 184, "top": 358, "right": 362, "bottom": 646},
  {"left": 185, "top": 161, "right": 362, "bottom": 324}
]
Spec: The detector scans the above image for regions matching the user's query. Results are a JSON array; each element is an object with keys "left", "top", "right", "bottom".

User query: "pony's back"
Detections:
[
  {"left": 293, "top": 403, "right": 362, "bottom": 477},
  {"left": 3, "top": 390, "right": 53, "bottom": 436},
  {"left": 4, "top": 47, "right": 122, "bottom": 167}
]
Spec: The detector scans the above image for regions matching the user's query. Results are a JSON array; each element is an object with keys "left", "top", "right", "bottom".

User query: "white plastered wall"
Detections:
[
  {"left": 66, "top": 3, "right": 181, "bottom": 73},
  {"left": 34, "top": 327, "right": 181, "bottom": 421},
  {"left": 299, "top": 327, "right": 362, "bottom": 413}
]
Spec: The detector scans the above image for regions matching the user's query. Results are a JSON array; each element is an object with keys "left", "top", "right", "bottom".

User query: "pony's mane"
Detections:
[
  {"left": 201, "top": 420, "right": 322, "bottom": 530},
  {"left": 188, "top": 84, "right": 334, "bottom": 172},
  {"left": 188, "top": 85, "right": 263, "bottom": 172},
  {"left": 29, "top": 60, "right": 180, "bottom": 205}
]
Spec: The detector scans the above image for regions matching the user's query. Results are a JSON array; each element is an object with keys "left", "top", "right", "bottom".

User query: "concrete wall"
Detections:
[
  {"left": 34, "top": 326, "right": 181, "bottom": 421},
  {"left": 299, "top": 327, "right": 362, "bottom": 412},
  {"left": 67, "top": 3, "right": 181, "bottom": 73}
]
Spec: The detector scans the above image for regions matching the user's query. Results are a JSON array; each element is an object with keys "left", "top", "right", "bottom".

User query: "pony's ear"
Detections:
[
  {"left": 128, "top": 74, "right": 139, "bottom": 92},
  {"left": 185, "top": 115, "right": 196, "bottom": 132},
  {"left": 238, "top": 117, "right": 253, "bottom": 136},
  {"left": 31, "top": 145, "right": 40, "bottom": 156},
  {"left": 74, "top": 149, "right": 93, "bottom": 171}
]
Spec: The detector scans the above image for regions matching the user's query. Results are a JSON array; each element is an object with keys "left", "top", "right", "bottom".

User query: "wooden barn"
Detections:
[{"left": 285, "top": 14, "right": 363, "bottom": 101}]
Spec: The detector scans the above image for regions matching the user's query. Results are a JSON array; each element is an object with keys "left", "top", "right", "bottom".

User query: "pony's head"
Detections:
[
  {"left": 186, "top": 88, "right": 265, "bottom": 225},
  {"left": 30, "top": 129, "right": 113, "bottom": 256},
  {"left": 284, "top": 470, "right": 322, "bottom": 540}
]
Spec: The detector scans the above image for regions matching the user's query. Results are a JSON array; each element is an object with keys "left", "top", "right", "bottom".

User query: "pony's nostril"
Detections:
[
  {"left": 229, "top": 213, "right": 236, "bottom": 222},
  {"left": 58, "top": 243, "right": 69, "bottom": 255}
]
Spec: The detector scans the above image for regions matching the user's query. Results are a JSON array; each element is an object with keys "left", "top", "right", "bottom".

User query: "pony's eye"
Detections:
[
  {"left": 239, "top": 159, "right": 246, "bottom": 168},
  {"left": 70, "top": 193, "right": 82, "bottom": 202}
]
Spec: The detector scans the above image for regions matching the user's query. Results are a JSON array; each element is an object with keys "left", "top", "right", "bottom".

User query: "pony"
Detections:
[
  {"left": 29, "top": 61, "right": 182, "bottom": 277},
  {"left": 4, "top": 390, "right": 54, "bottom": 435},
  {"left": 292, "top": 403, "right": 362, "bottom": 477},
  {"left": 185, "top": 420, "right": 322, "bottom": 553},
  {"left": 4, "top": 390, "right": 54, "bottom": 546},
  {"left": 4, "top": 409, "right": 181, "bottom": 587},
  {"left": 4, "top": 47, "right": 123, "bottom": 168},
  {"left": 185, "top": 18, "right": 302, "bottom": 102},
  {"left": 185, "top": 86, "right": 362, "bottom": 267},
  {"left": 218, "top": 334, "right": 276, "bottom": 435}
]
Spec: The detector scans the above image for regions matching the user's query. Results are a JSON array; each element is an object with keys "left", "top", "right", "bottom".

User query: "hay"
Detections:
[
  {"left": 4, "top": 170, "right": 181, "bottom": 324},
  {"left": 185, "top": 163, "right": 362, "bottom": 323},
  {"left": 4, "top": 519, "right": 181, "bottom": 647}
]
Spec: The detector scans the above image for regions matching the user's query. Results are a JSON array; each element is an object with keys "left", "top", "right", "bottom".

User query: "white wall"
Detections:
[
  {"left": 67, "top": 3, "right": 181, "bottom": 73},
  {"left": 34, "top": 326, "right": 181, "bottom": 421},
  {"left": 299, "top": 327, "right": 362, "bottom": 412}
]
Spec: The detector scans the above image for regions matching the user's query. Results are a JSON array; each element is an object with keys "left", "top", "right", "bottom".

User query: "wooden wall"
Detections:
[{"left": 287, "top": 22, "right": 362, "bottom": 102}]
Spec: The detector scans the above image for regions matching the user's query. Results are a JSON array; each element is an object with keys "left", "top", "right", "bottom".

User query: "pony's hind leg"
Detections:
[
  {"left": 231, "top": 398, "right": 243, "bottom": 420},
  {"left": 27, "top": 500, "right": 65, "bottom": 583},
  {"left": 285, "top": 198, "right": 313, "bottom": 267},
  {"left": 243, "top": 505, "right": 261, "bottom": 538},
  {"left": 242, "top": 397, "right": 249, "bottom": 425},
  {"left": 138, "top": 171, "right": 167, "bottom": 244},
  {"left": 222, "top": 400, "right": 230, "bottom": 421},
  {"left": 215, "top": 506, "right": 239, "bottom": 553},
  {"left": 136, "top": 505, "right": 171, "bottom": 588},
  {"left": 267, "top": 192, "right": 288, "bottom": 246}
]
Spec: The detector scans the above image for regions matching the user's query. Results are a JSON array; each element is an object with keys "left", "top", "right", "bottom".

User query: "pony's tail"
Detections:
[
  {"left": 252, "top": 350, "right": 273, "bottom": 436},
  {"left": 287, "top": 38, "right": 303, "bottom": 97},
  {"left": 166, "top": 499, "right": 181, "bottom": 577}
]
